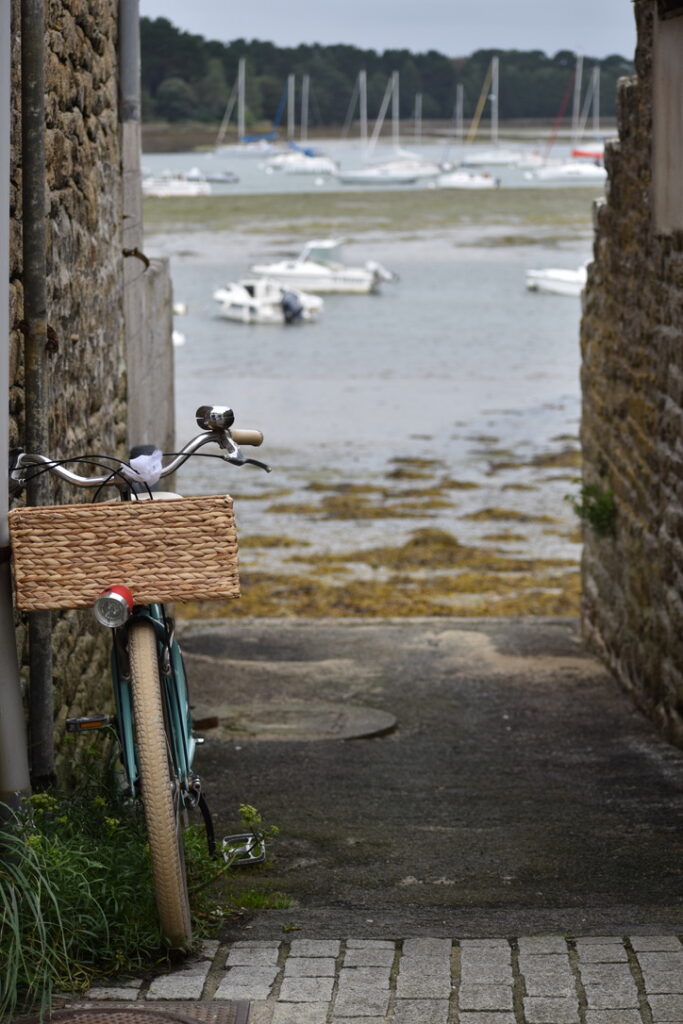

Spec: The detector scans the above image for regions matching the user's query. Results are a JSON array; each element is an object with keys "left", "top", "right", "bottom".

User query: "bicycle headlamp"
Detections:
[
  {"left": 196, "top": 405, "right": 235, "bottom": 431},
  {"left": 93, "top": 585, "right": 134, "bottom": 628}
]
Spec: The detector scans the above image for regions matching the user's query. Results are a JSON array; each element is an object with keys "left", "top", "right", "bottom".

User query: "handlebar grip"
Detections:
[{"left": 231, "top": 429, "right": 264, "bottom": 447}]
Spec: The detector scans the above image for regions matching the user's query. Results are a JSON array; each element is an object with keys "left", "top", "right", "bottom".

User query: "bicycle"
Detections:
[{"left": 8, "top": 405, "right": 269, "bottom": 949}]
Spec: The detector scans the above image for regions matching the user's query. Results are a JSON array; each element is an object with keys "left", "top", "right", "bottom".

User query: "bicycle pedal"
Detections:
[
  {"left": 65, "top": 714, "right": 114, "bottom": 733},
  {"left": 221, "top": 832, "right": 266, "bottom": 866}
]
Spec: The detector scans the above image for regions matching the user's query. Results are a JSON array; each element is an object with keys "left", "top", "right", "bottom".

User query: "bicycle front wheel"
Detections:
[{"left": 128, "top": 619, "right": 193, "bottom": 949}]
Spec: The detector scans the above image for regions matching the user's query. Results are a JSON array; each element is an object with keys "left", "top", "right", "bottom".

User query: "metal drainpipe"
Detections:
[
  {"left": 21, "top": 0, "right": 54, "bottom": 787},
  {"left": 119, "top": 0, "right": 141, "bottom": 123},
  {"left": 0, "top": 0, "right": 31, "bottom": 815}
]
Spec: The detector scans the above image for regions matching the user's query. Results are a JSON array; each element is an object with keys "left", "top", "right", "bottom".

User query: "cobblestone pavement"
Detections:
[{"left": 72, "top": 933, "right": 683, "bottom": 1023}]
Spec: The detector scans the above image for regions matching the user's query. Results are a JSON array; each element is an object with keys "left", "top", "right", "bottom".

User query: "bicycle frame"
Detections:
[{"left": 111, "top": 603, "right": 196, "bottom": 806}]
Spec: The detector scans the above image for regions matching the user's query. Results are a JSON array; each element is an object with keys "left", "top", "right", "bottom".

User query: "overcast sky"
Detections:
[{"left": 138, "top": 0, "right": 637, "bottom": 60}]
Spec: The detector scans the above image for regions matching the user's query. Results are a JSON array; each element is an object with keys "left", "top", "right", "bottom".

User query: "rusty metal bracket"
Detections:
[{"left": 123, "top": 246, "right": 150, "bottom": 270}]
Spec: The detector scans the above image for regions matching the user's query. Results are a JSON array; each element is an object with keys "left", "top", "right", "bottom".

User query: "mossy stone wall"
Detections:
[
  {"left": 580, "top": 0, "right": 683, "bottom": 746},
  {"left": 10, "top": 0, "right": 128, "bottom": 772}
]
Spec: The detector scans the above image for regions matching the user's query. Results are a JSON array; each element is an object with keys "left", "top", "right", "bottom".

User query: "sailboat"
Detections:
[
  {"left": 570, "top": 65, "right": 606, "bottom": 160},
  {"left": 435, "top": 83, "right": 500, "bottom": 188},
  {"left": 459, "top": 58, "right": 523, "bottom": 167},
  {"left": 264, "top": 75, "right": 338, "bottom": 175},
  {"left": 524, "top": 58, "right": 607, "bottom": 182},
  {"left": 337, "top": 72, "right": 441, "bottom": 185},
  {"left": 214, "top": 58, "right": 282, "bottom": 157}
]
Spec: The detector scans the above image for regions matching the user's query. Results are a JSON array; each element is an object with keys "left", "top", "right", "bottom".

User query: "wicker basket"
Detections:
[{"left": 8, "top": 495, "right": 240, "bottom": 611}]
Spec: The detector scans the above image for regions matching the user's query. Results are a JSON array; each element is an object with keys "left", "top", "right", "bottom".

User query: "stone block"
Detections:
[
  {"left": 459, "top": 984, "right": 513, "bottom": 1011},
  {"left": 585, "top": 1011, "right": 644, "bottom": 1024},
  {"left": 272, "top": 1001, "right": 329, "bottom": 1024},
  {"left": 285, "top": 957, "right": 336, "bottom": 977},
  {"left": 518, "top": 936, "right": 569, "bottom": 955},
  {"left": 279, "top": 977, "right": 334, "bottom": 1003},
  {"left": 524, "top": 996, "right": 580, "bottom": 1023},
  {"left": 392, "top": 998, "right": 449, "bottom": 1024},
  {"left": 333, "top": 988, "right": 390, "bottom": 1017},
  {"left": 640, "top": 969, "right": 683, "bottom": 993},
  {"left": 227, "top": 945, "right": 280, "bottom": 967},
  {"left": 396, "top": 972, "right": 452, "bottom": 999},
  {"left": 344, "top": 947, "right": 395, "bottom": 967},
  {"left": 146, "top": 963, "right": 210, "bottom": 1000},
  {"left": 649, "top": 994, "right": 683, "bottom": 1020},
  {"left": 582, "top": 982, "right": 640, "bottom": 1009}
]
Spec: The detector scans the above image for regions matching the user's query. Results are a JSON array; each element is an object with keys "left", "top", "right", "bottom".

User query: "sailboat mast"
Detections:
[
  {"left": 455, "top": 82, "right": 464, "bottom": 144},
  {"left": 490, "top": 56, "right": 499, "bottom": 145},
  {"left": 237, "top": 57, "right": 245, "bottom": 142},
  {"left": 392, "top": 70, "right": 399, "bottom": 150},
  {"left": 301, "top": 73, "right": 309, "bottom": 142},
  {"left": 414, "top": 92, "right": 422, "bottom": 144},
  {"left": 359, "top": 69, "right": 368, "bottom": 145},
  {"left": 215, "top": 76, "right": 238, "bottom": 148},
  {"left": 368, "top": 73, "right": 395, "bottom": 155},
  {"left": 592, "top": 65, "right": 600, "bottom": 135},
  {"left": 571, "top": 54, "right": 583, "bottom": 143},
  {"left": 287, "top": 73, "right": 295, "bottom": 139}
]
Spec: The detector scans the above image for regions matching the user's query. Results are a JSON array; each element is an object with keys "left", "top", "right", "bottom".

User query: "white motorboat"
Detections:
[
  {"left": 213, "top": 278, "right": 323, "bottom": 324},
  {"left": 250, "top": 238, "right": 396, "bottom": 294},
  {"left": 265, "top": 149, "right": 338, "bottom": 175},
  {"left": 525, "top": 263, "right": 588, "bottom": 297},
  {"left": 337, "top": 164, "right": 419, "bottom": 185},
  {"left": 436, "top": 169, "right": 500, "bottom": 190},
  {"left": 374, "top": 151, "right": 442, "bottom": 179},
  {"left": 142, "top": 173, "right": 212, "bottom": 198},
  {"left": 201, "top": 168, "right": 239, "bottom": 184},
  {"left": 525, "top": 161, "right": 607, "bottom": 183}
]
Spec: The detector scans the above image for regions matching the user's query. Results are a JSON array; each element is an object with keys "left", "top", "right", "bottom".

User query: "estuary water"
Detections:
[{"left": 143, "top": 138, "right": 599, "bottom": 586}]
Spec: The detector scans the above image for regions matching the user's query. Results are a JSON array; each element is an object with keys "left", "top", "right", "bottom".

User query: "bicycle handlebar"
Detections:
[
  {"left": 230, "top": 429, "right": 263, "bottom": 447},
  {"left": 11, "top": 406, "right": 269, "bottom": 491}
]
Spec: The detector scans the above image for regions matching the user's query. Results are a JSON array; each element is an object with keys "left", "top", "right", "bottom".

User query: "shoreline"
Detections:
[{"left": 142, "top": 118, "right": 618, "bottom": 153}]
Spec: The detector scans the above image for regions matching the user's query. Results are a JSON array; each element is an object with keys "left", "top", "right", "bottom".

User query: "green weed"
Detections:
[
  {"left": 0, "top": 793, "right": 281, "bottom": 1019},
  {"left": 566, "top": 483, "right": 616, "bottom": 537}
]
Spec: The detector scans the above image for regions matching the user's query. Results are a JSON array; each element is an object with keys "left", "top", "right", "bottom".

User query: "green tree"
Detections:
[
  {"left": 196, "top": 57, "right": 229, "bottom": 121},
  {"left": 139, "top": 17, "right": 631, "bottom": 125},
  {"left": 155, "top": 76, "right": 198, "bottom": 122}
]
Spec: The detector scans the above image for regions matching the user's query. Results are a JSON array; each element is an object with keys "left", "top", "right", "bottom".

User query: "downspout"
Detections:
[
  {"left": 120, "top": 0, "right": 141, "bottom": 126},
  {"left": 21, "top": 0, "right": 54, "bottom": 786},
  {"left": 0, "top": 0, "right": 31, "bottom": 812}
]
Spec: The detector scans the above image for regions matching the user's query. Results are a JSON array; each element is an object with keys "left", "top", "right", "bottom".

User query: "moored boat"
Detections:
[
  {"left": 525, "top": 263, "right": 588, "bottom": 296},
  {"left": 250, "top": 238, "right": 395, "bottom": 294},
  {"left": 213, "top": 277, "right": 323, "bottom": 324},
  {"left": 436, "top": 169, "right": 500, "bottom": 189}
]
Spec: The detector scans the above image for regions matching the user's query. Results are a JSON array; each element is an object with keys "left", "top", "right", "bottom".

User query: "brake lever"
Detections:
[
  {"left": 225, "top": 454, "right": 271, "bottom": 473},
  {"left": 9, "top": 448, "right": 27, "bottom": 498}
]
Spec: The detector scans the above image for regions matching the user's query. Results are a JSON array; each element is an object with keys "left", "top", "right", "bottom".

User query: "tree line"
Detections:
[{"left": 140, "top": 17, "right": 634, "bottom": 128}]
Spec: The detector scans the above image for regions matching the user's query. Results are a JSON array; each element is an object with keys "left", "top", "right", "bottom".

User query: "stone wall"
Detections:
[
  {"left": 580, "top": 0, "right": 683, "bottom": 746},
  {"left": 9, "top": 1, "right": 173, "bottom": 774}
]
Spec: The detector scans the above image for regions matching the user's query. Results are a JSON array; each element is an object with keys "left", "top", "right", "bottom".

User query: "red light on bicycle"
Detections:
[{"left": 93, "top": 585, "right": 134, "bottom": 628}]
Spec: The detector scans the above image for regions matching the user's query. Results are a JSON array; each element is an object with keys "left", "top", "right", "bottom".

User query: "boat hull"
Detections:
[
  {"left": 525, "top": 267, "right": 587, "bottom": 297},
  {"left": 250, "top": 264, "right": 377, "bottom": 294},
  {"left": 213, "top": 279, "right": 323, "bottom": 324}
]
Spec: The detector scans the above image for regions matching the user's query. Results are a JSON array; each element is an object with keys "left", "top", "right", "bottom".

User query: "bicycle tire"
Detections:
[{"left": 128, "top": 619, "right": 193, "bottom": 949}]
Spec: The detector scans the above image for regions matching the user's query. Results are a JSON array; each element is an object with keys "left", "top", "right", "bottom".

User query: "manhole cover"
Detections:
[
  {"left": 17, "top": 1004, "right": 249, "bottom": 1024},
  {"left": 210, "top": 699, "right": 397, "bottom": 741}
]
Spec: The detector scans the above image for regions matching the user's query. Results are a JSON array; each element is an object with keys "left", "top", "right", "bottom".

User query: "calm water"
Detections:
[{"left": 144, "top": 144, "right": 596, "bottom": 569}]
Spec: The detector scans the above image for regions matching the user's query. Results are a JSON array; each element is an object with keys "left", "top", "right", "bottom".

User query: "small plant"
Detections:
[
  {"left": 0, "top": 792, "right": 281, "bottom": 1019},
  {"left": 566, "top": 483, "right": 616, "bottom": 537},
  {"left": 0, "top": 791, "right": 162, "bottom": 1020}
]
